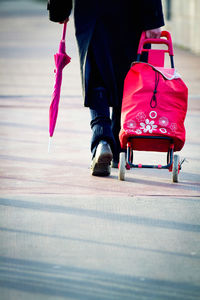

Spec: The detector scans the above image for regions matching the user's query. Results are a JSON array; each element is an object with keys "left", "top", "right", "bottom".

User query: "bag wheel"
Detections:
[
  {"left": 172, "top": 154, "right": 180, "bottom": 183},
  {"left": 118, "top": 152, "right": 126, "bottom": 181}
]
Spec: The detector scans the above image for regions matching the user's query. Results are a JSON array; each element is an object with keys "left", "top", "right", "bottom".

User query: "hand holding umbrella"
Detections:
[{"left": 49, "top": 22, "right": 71, "bottom": 151}]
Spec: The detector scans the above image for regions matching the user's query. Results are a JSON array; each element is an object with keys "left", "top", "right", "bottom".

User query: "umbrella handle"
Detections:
[
  {"left": 59, "top": 21, "right": 68, "bottom": 53},
  {"left": 62, "top": 22, "right": 68, "bottom": 41}
]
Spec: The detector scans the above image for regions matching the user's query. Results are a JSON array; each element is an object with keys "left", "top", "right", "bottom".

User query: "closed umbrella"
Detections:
[{"left": 49, "top": 22, "right": 71, "bottom": 148}]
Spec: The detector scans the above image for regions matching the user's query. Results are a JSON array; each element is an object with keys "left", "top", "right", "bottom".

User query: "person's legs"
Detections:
[
  {"left": 90, "top": 87, "right": 116, "bottom": 157},
  {"left": 85, "top": 20, "right": 123, "bottom": 175},
  {"left": 89, "top": 87, "right": 116, "bottom": 176}
]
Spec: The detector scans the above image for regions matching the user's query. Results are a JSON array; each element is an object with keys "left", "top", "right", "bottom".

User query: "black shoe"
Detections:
[{"left": 91, "top": 141, "right": 113, "bottom": 176}]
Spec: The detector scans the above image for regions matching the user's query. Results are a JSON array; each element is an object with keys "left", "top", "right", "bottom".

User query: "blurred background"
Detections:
[{"left": 163, "top": 0, "right": 200, "bottom": 54}]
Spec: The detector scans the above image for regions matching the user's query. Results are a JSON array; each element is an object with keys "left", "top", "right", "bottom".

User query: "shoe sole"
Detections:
[{"left": 91, "top": 150, "right": 113, "bottom": 177}]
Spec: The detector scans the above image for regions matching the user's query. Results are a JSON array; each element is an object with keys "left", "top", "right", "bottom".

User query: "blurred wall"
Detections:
[{"left": 162, "top": 0, "right": 200, "bottom": 54}]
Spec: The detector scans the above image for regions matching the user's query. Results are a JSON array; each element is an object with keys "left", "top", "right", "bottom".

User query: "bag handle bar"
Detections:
[
  {"left": 137, "top": 31, "right": 174, "bottom": 55},
  {"left": 137, "top": 31, "right": 174, "bottom": 68}
]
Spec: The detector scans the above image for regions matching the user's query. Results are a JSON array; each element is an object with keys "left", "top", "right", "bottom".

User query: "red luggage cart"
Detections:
[{"left": 118, "top": 31, "right": 188, "bottom": 182}]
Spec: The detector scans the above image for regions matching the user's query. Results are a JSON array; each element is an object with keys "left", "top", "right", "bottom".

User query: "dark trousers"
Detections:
[
  {"left": 90, "top": 87, "right": 121, "bottom": 162},
  {"left": 84, "top": 19, "right": 150, "bottom": 162}
]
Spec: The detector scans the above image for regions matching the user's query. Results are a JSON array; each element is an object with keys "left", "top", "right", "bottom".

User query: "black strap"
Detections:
[{"left": 150, "top": 70, "right": 160, "bottom": 108}]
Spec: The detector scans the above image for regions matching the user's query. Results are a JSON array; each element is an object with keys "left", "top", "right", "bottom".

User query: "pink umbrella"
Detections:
[{"left": 49, "top": 22, "right": 71, "bottom": 141}]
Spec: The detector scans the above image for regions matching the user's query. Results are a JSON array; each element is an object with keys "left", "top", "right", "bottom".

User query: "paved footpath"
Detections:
[{"left": 0, "top": 1, "right": 200, "bottom": 299}]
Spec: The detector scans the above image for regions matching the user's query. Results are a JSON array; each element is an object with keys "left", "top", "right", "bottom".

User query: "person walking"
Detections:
[{"left": 47, "top": 0, "right": 165, "bottom": 176}]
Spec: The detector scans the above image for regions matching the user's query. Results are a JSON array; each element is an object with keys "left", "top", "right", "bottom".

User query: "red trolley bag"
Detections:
[{"left": 118, "top": 31, "right": 188, "bottom": 182}]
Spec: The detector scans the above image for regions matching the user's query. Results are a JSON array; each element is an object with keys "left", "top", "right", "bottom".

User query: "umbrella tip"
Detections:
[{"left": 48, "top": 137, "right": 52, "bottom": 153}]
